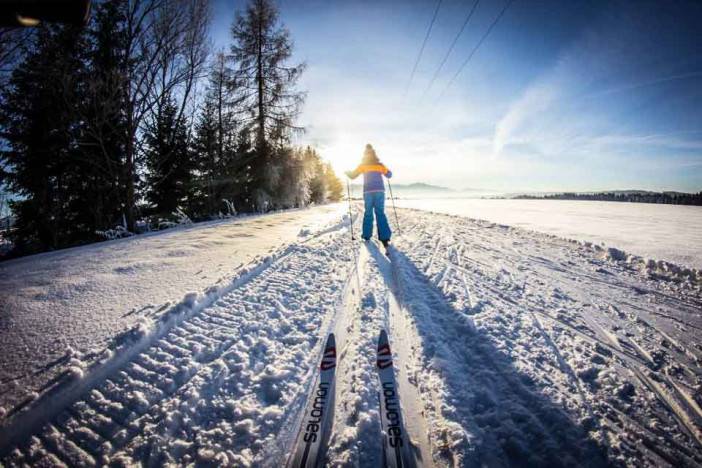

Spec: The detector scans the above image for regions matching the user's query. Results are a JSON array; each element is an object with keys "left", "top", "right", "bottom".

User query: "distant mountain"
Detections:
[
  {"left": 460, "top": 187, "right": 493, "bottom": 192},
  {"left": 390, "top": 183, "right": 453, "bottom": 192},
  {"left": 347, "top": 182, "right": 454, "bottom": 198}
]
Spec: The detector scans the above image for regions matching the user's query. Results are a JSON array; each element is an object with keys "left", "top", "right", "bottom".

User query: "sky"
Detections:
[{"left": 211, "top": 0, "right": 702, "bottom": 192}]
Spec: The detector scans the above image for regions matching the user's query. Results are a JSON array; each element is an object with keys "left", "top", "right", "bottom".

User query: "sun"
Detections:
[{"left": 320, "top": 141, "right": 364, "bottom": 178}]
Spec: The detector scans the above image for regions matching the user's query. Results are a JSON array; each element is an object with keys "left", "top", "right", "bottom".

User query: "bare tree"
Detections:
[
  {"left": 207, "top": 50, "right": 240, "bottom": 162},
  {"left": 122, "top": 0, "right": 210, "bottom": 230}
]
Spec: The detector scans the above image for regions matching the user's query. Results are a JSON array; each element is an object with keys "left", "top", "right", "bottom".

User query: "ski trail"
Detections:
[
  {"left": 266, "top": 236, "right": 363, "bottom": 466},
  {"left": 367, "top": 242, "right": 434, "bottom": 467},
  {"left": 575, "top": 303, "right": 702, "bottom": 451},
  {"left": 326, "top": 244, "right": 385, "bottom": 466},
  {"left": 527, "top": 310, "right": 602, "bottom": 444},
  {"left": 0, "top": 245, "right": 295, "bottom": 458},
  {"left": 1, "top": 231, "right": 357, "bottom": 466},
  {"left": 4, "top": 204, "right": 700, "bottom": 467},
  {"left": 396, "top": 207, "right": 702, "bottom": 466},
  {"left": 388, "top": 240, "right": 609, "bottom": 466}
]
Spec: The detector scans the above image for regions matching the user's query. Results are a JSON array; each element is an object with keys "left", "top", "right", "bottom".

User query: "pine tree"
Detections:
[
  {"left": 0, "top": 29, "right": 32, "bottom": 88},
  {"left": 229, "top": 127, "right": 256, "bottom": 211},
  {"left": 191, "top": 96, "right": 220, "bottom": 217},
  {"left": 191, "top": 52, "right": 256, "bottom": 218},
  {"left": 305, "top": 147, "right": 326, "bottom": 204},
  {"left": 324, "top": 162, "right": 344, "bottom": 202},
  {"left": 77, "top": 0, "right": 130, "bottom": 232},
  {"left": 0, "top": 25, "right": 88, "bottom": 253},
  {"left": 230, "top": 0, "right": 305, "bottom": 209},
  {"left": 144, "top": 96, "right": 193, "bottom": 219}
]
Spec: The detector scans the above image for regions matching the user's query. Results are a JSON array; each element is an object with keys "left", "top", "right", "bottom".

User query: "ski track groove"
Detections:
[
  {"left": 577, "top": 303, "right": 702, "bottom": 452},
  {"left": 325, "top": 234, "right": 385, "bottom": 467},
  {"left": 527, "top": 310, "right": 600, "bottom": 425},
  {"left": 1, "top": 229, "right": 357, "bottom": 466},
  {"left": 368, "top": 241, "right": 435, "bottom": 467}
]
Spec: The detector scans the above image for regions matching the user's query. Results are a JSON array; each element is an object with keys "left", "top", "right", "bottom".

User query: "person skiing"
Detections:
[{"left": 345, "top": 144, "right": 393, "bottom": 247}]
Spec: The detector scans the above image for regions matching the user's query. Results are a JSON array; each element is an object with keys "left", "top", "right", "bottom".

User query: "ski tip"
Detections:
[
  {"left": 321, "top": 333, "right": 336, "bottom": 371},
  {"left": 377, "top": 329, "right": 392, "bottom": 369},
  {"left": 378, "top": 329, "right": 389, "bottom": 345}
]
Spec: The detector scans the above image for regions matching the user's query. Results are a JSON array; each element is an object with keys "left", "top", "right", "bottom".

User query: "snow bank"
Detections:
[{"left": 595, "top": 244, "right": 702, "bottom": 288}]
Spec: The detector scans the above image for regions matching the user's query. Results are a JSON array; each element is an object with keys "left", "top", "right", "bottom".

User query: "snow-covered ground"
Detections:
[
  {"left": 394, "top": 198, "right": 702, "bottom": 270},
  {"left": 1, "top": 204, "right": 701, "bottom": 466},
  {"left": 0, "top": 205, "right": 344, "bottom": 414}
]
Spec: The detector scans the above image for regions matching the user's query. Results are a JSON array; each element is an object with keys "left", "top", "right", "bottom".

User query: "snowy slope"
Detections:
[
  {"left": 1, "top": 206, "right": 701, "bottom": 466},
  {"left": 394, "top": 198, "right": 702, "bottom": 269}
]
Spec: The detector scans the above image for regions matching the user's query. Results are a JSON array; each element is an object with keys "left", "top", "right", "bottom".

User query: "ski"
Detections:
[
  {"left": 378, "top": 239, "right": 391, "bottom": 256},
  {"left": 287, "top": 333, "right": 337, "bottom": 468},
  {"left": 376, "top": 329, "right": 416, "bottom": 468}
]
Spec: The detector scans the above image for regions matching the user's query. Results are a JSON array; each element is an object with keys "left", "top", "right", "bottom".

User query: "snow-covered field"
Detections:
[
  {"left": 394, "top": 198, "right": 702, "bottom": 270},
  {"left": 1, "top": 204, "right": 701, "bottom": 466}
]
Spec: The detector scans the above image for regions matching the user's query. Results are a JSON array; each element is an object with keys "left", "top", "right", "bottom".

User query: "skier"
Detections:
[{"left": 345, "top": 144, "right": 393, "bottom": 247}]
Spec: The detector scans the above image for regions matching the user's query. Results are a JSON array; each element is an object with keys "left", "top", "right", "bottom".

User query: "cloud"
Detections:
[
  {"left": 490, "top": 5, "right": 640, "bottom": 159},
  {"left": 492, "top": 82, "right": 560, "bottom": 155},
  {"left": 586, "top": 71, "right": 702, "bottom": 100}
]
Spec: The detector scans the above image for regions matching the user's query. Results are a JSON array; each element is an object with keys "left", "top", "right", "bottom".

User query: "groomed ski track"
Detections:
[
  {"left": 323, "top": 240, "right": 433, "bottom": 467},
  {"left": 1, "top": 206, "right": 701, "bottom": 466},
  {"left": 0, "top": 218, "right": 358, "bottom": 466}
]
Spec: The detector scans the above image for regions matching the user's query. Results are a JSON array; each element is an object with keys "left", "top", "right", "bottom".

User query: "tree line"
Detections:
[
  {"left": 0, "top": 0, "right": 343, "bottom": 257},
  {"left": 514, "top": 191, "right": 702, "bottom": 206}
]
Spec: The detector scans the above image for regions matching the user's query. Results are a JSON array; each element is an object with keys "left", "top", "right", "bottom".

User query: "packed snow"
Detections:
[
  {"left": 0, "top": 205, "right": 344, "bottom": 414},
  {"left": 1, "top": 204, "right": 701, "bottom": 467},
  {"left": 394, "top": 198, "right": 702, "bottom": 270}
]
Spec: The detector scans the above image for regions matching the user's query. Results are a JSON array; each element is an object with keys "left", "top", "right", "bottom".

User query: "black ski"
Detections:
[
  {"left": 287, "top": 333, "right": 337, "bottom": 468},
  {"left": 376, "top": 329, "right": 416, "bottom": 468}
]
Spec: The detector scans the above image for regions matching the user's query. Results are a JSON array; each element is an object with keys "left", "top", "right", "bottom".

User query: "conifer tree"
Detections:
[
  {"left": 144, "top": 96, "right": 193, "bottom": 217},
  {"left": 191, "top": 95, "right": 220, "bottom": 217},
  {"left": 230, "top": 0, "right": 305, "bottom": 209},
  {"left": 324, "top": 163, "right": 344, "bottom": 202},
  {"left": 0, "top": 25, "right": 87, "bottom": 253},
  {"left": 78, "top": 0, "right": 130, "bottom": 232}
]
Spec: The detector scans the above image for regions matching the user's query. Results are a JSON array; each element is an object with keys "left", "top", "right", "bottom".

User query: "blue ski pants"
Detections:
[{"left": 362, "top": 191, "right": 392, "bottom": 241}]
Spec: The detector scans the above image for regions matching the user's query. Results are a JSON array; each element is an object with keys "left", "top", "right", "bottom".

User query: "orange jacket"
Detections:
[{"left": 346, "top": 164, "right": 393, "bottom": 193}]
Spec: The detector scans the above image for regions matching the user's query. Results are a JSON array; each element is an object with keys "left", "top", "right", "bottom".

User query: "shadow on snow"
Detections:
[{"left": 370, "top": 244, "right": 609, "bottom": 468}]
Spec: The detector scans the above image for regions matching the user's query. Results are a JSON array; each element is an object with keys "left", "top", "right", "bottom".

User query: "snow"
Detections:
[
  {"left": 394, "top": 198, "right": 702, "bottom": 269},
  {"left": 1, "top": 203, "right": 701, "bottom": 466},
  {"left": 0, "top": 205, "right": 345, "bottom": 413}
]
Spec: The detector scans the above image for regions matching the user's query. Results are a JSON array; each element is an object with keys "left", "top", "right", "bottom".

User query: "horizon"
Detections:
[
  {"left": 211, "top": 0, "right": 702, "bottom": 193},
  {"left": 346, "top": 181, "right": 701, "bottom": 195}
]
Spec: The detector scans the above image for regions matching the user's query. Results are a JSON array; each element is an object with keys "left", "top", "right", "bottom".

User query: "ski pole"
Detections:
[
  {"left": 387, "top": 179, "right": 401, "bottom": 236},
  {"left": 346, "top": 179, "right": 362, "bottom": 295},
  {"left": 346, "top": 179, "right": 356, "bottom": 241}
]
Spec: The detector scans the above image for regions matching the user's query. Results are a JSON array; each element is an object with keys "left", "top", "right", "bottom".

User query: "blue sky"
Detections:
[{"left": 211, "top": 0, "right": 702, "bottom": 192}]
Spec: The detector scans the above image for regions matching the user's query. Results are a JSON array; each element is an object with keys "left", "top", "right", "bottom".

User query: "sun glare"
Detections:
[{"left": 322, "top": 141, "right": 365, "bottom": 179}]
